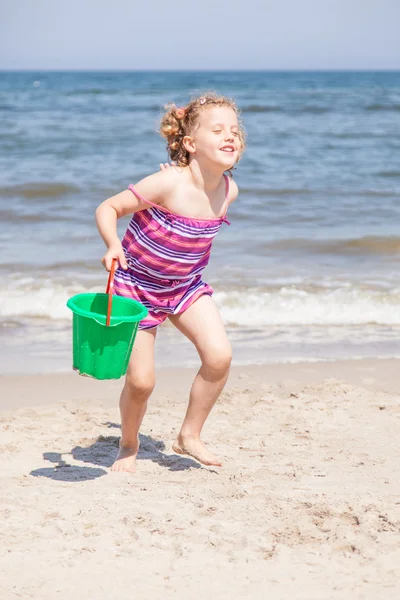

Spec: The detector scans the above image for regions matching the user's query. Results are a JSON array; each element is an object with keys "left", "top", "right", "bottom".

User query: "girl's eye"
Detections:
[
  {"left": 232, "top": 131, "right": 239, "bottom": 137},
  {"left": 213, "top": 129, "right": 222, "bottom": 133}
]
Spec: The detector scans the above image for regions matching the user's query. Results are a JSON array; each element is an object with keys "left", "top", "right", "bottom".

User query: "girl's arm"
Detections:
[
  {"left": 95, "top": 189, "right": 144, "bottom": 271},
  {"left": 95, "top": 170, "right": 177, "bottom": 271}
]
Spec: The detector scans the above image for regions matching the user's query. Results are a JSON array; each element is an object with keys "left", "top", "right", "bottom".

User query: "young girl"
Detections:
[{"left": 95, "top": 93, "right": 245, "bottom": 473}]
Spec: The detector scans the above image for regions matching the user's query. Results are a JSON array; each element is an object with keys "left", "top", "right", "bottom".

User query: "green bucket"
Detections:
[{"left": 66, "top": 263, "right": 148, "bottom": 380}]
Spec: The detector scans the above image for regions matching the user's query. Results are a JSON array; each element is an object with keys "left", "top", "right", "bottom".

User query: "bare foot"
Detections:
[
  {"left": 172, "top": 434, "right": 222, "bottom": 467},
  {"left": 110, "top": 442, "right": 138, "bottom": 473}
]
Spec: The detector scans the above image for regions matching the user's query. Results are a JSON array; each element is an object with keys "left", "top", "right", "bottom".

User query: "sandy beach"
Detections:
[{"left": 0, "top": 359, "right": 399, "bottom": 599}]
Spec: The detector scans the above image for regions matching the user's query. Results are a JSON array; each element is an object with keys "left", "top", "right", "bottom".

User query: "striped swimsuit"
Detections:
[{"left": 114, "top": 175, "right": 231, "bottom": 330}]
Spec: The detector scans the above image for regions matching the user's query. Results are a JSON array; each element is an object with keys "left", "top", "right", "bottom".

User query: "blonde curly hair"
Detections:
[{"left": 159, "top": 92, "right": 246, "bottom": 168}]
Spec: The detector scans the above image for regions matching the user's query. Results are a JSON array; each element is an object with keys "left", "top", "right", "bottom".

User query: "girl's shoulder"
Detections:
[{"left": 130, "top": 166, "right": 185, "bottom": 206}]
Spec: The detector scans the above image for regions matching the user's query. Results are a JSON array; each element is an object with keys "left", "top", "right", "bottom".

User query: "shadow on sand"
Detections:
[{"left": 30, "top": 422, "right": 201, "bottom": 482}]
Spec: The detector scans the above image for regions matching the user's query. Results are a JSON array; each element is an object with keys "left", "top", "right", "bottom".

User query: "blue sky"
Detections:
[{"left": 1, "top": 0, "right": 399, "bottom": 70}]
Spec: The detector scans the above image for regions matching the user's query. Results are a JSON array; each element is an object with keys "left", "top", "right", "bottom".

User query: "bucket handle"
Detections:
[{"left": 105, "top": 258, "right": 117, "bottom": 326}]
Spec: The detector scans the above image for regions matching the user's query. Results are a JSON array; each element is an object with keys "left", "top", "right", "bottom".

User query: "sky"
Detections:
[{"left": 1, "top": 0, "right": 399, "bottom": 70}]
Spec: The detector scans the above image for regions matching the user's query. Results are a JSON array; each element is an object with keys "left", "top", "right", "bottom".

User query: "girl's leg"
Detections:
[
  {"left": 168, "top": 295, "right": 232, "bottom": 466},
  {"left": 111, "top": 327, "right": 157, "bottom": 473}
]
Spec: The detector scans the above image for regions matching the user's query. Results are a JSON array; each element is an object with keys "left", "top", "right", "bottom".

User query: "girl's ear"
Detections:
[{"left": 183, "top": 135, "right": 196, "bottom": 154}]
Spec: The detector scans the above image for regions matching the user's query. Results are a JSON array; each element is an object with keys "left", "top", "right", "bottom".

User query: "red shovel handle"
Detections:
[{"left": 106, "top": 258, "right": 117, "bottom": 326}]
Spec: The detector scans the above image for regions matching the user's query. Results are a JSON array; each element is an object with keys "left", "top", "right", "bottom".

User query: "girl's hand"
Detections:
[
  {"left": 101, "top": 243, "right": 128, "bottom": 272},
  {"left": 159, "top": 161, "right": 176, "bottom": 171}
]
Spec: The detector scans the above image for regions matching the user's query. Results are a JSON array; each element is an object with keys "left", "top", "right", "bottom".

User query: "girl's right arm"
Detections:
[
  {"left": 95, "top": 169, "right": 178, "bottom": 271},
  {"left": 95, "top": 188, "right": 147, "bottom": 271}
]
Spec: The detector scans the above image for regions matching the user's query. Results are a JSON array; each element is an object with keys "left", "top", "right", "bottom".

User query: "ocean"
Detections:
[{"left": 1, "top": 70, "right": 400, "bottom": 374}]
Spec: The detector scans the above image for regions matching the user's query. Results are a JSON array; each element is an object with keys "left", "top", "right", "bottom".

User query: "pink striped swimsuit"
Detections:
[{"left": 113, "top": 175, "right": 231, "bottom": 330}]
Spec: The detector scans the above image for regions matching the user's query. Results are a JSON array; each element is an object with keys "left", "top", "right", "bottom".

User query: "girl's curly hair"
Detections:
[{"left": 159, "top": 92, "right": 246, "bottom": 168}]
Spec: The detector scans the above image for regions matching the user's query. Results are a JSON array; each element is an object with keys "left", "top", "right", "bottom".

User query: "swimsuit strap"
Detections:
[
  {"left": 128, "top": 184, "right": 174, "bottom": 214},
  {"left": 128, "top": 174, "right": 230, "bottom": 223}
]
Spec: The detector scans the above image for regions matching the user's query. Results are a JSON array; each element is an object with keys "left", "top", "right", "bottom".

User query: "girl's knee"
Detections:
[
  {"left": 202, "top": 341, "right": 232, "bottom": 375},
  {"left": 125, "top": 370, "right": 155, "bottom": 399}
]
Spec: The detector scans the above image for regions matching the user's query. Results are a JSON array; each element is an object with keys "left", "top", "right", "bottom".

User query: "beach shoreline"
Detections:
[
  {"left": 2, "top": 357, "right": 400, "bottom": 411},
  {"left": 1, "top": 358, "right": 399, "bottom": 598}
]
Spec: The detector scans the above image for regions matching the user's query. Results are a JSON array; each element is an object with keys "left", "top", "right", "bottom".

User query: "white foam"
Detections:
[
  {"left": 214, "top": 287, "right": 400, "bottom": 326},
  {"left": 0, "top": 282, "right": 86, "bottom": 320},
  {"left": 2, "top": 282, "right": 400, "bottom": 327}
]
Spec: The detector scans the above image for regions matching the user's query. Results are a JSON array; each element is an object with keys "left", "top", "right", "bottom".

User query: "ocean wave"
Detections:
[
  {"left": 239, "top": 187, "right": 397, "bottom": 199},
  {"left": 264, "top": 236, "right": 400, "bottom": 256},
  {"left": 0, "top": 209, "right": 72, "bottom": 224},
  {"left": 239, "top": 187, "right": 311, "bottom": 196},
  {"left": 376, "top": 170, "right": 400, "bottom": 178},
  {"left": 0, "top": 182, "right": 80, "bottom": 199},
  {"left": 1, "top": 283, "right": 400, "bottom": 327},
  {"left": 333, "top": 132, "right": 400, "bottom": 139},
  {"left": 65, "top": 88, "right": 110, "bottom": 96},
  {"left": 0, "top": 284, "right": 86, "bottom": 321},
  {"left": 359, "top": 190, "right": 398, "bottom": 198},
  {"left": 297, "top": 106, "right": 330, "bottom": 114},
  {"left": 214, "top": 288, "right": 400, "bottom": 327},
  {"left": 242, "top": 104, "right": 282, "bottom": 113},
  {"left": 63, "top": 91, "right": 162, "bottom": 111},
  {"left": 365, "top": 103, "right": 400, "bottom": 112},
  {"left": 0, "top": 260, "right": 100, "bottom": 273},
  {"left": 258, "top": 237, "right": 400, "bottom": 256},
  {"left": 242, "top": 104, "right": 330, "bottom": 114}
]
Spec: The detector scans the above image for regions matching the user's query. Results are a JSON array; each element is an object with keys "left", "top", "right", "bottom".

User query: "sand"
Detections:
[{"left": 0, "top": 360, "right": 399, "bottom": 599}]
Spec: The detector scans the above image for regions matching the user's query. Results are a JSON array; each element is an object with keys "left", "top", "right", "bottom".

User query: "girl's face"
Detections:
[{"left": 187, "top": 106, "right": 242, "bottom": 170}]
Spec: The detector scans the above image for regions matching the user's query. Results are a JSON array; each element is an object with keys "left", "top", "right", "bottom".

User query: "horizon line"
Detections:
[{"left": 1, "top": 68, "right": 399, "bottom": 73}]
